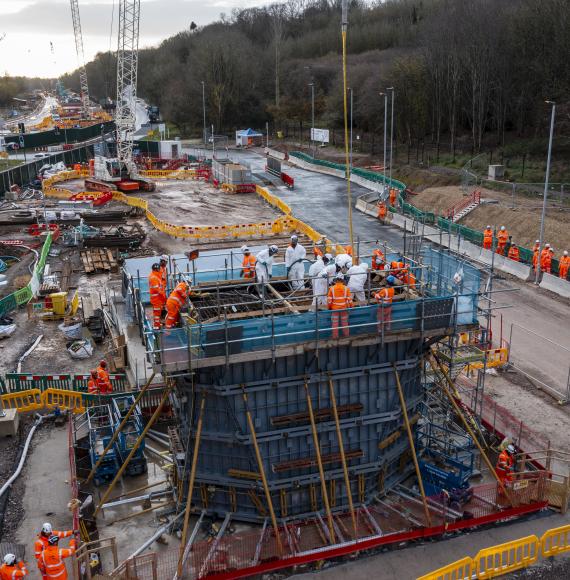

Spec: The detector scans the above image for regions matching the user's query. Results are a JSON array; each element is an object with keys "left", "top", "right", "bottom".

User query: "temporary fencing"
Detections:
[
  {"left": 0, "top": 372, "right": 128, "bottom": 394},
  {"left": 418, "top": 525, "right": 570, "bottom": 580}
]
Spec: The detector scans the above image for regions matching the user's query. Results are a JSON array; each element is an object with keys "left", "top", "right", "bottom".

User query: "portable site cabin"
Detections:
[{"left": 235, "top": 128, "right": 263, "bottom": 147}]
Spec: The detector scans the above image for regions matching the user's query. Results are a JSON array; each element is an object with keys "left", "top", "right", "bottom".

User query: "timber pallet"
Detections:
[{"left": 80, "top": 248, "right": 117, "bottom": 274}]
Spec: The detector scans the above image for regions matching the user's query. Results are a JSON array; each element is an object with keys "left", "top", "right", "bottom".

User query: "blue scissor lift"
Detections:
[
  {"left": 83, "top": 404, "right": 120, "bottom": 486},
  {"left": 112, "top": 394, "right": 147, "bottom": 476}
]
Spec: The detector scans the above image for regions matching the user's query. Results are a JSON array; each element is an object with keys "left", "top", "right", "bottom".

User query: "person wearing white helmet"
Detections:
[
  {"left": 483, "top": 225, "right": 493, "bottom": 250},
  {"left": 34, "top": 523, "right": 73, "bottom": 579},
  {"left": 497, "top": 225, "right": 508, "bottom": 255},
  {"left": 540, "top": 243, "right": 553, "bottom": 274},
  {"left": 496, "top": 443, "right": 516, "bottom": 486},
  {"left": 559, "top": 250, "right": 570, "bottom": 280},
  {"left": 308, "top": 252, "right": 327, "bottom": 308},
  {"left": 320, "top": 253, "right": 337, "bottom": 285},
  {"left": 0, "top": 553, "right": 27, "bottom": 578},
  {"left": 159, "top": 254, "right": 169, "bottom": 290},
  {"left": 240, "top": 245, "right": 256, "bottom": 279},
  {"left": 334, "top": 253, "right": 352, "bottom": 272},
  {"left": 347, "top": 261, "right": 369, "bottom": 303},
  {"left": 255, "top": 245, "right": 279, "bottom": 286},
  {"left": 285, "top": 234, "right": 306, "bottom": 290}
]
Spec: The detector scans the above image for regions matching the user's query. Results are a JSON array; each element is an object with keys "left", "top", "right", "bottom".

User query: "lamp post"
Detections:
[
  {"left": 201, "top": 81, "right": 206, "bottom": 146},
  {"left": 309, "top": 82, "right": 315, "bottom": 157},
  {"left": 349, "top": 87, "right": 353, "bottom": 171},
  {"left": 380, "top": 92, "right": 388, "bottom": 194},
  {"left": 387, "top": 87, "right": 394, "bottom": 186},
  {"left": 535, "top": 101, "right": 556, "bottom": 285}
]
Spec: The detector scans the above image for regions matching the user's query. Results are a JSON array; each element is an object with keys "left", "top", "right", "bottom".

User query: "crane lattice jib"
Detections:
[
  {"left": 69, "top": 0, "right": 90, "bottom": 118},
  {"left": 115, "top": 0, "right": 141, "bottom": 165}
]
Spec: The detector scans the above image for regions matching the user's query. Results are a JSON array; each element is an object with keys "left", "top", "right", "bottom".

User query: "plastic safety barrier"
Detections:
[
  {"left": 1, "top": 373, "right": 128, "bottom": 395},
  {"left": 474, "top": 535, "right": 540, "bottom": 579},
  {"left": 42, "top": 388, "right": 85, "bottom": 414},
  {"left": 0, "top": 389, "right": 43, "bottom": 412},
  {"left": 416, "top": 557, "right": 473, "bottom": 580},
  {"left": 467, "top": 348, "right": 508, "bottom": 371},
  {"left": 541, "top": 524, "right": 570, "bottom": 558}
]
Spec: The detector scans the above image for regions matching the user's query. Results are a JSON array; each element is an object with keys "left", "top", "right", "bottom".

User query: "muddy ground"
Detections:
[{"left": 412, "top": 185, "right": 570, "bottom": 252}]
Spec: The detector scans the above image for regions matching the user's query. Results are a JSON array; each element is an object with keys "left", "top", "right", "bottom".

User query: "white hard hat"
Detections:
[
  {"left": 535, "top": 239, "right": 540, "bottom": 243},
  {"left": 545, "top": 243, "right": 550, "bottom": 248},
  {"left": 3, "top": 554, "right": 16, "bottom": 566},
  {"left": 324, "top": 253, "right": 333, "bottom": 261},
  {"left": 241, "top": 245, "right": 250, "bottom": 253},
  {"left": 346, "top": 261, "right": 353, "bottom": 270},
  {"left": 564, "top": 251, "right": 568, "bottom": 256},
  {"left": 42, "top": 522, "right": 52, "bottom": 535},
  {"left": 453, "top": 273, "right": 462, "bottom": 284},
  {"left": 500, "top": 226, "right": 505, "bottom": 231},
  {"left": 160, "top": 254, "right": 168, "bottom": 262},
  {"left": 487, "top": 225, "right": 491, "bottom": 229},
  {"left": 269, "top": 244, "right": 279, "bottom": 255},
  {"left": 335, "top": 273, "right": 345, "bottom": 281},
  {"left": 507, "top": 444, "right": 515, "bottom": 453},
  {"left": 291, "top": 234, "right": 298, "bottom": 241}
]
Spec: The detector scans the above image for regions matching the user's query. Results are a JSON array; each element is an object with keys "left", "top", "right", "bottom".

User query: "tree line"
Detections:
[{"left": 57, "top": 0, "right": 570, "bottom": 154}]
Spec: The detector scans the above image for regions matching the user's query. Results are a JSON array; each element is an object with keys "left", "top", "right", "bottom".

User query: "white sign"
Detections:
[{"left": 311, "top": 128, "right": 329, "bottom": 143}]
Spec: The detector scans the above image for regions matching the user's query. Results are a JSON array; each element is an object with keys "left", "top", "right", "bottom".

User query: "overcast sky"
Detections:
[{"left": 0, "top": 0, "right": 281, "bottom": 77}]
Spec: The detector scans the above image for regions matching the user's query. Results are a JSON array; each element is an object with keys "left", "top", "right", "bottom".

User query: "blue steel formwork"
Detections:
[{"left": 124, "top": 247, "right": 481, "bottom": 522}]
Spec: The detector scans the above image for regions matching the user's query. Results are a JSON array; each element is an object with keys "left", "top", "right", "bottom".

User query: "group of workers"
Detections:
[
  {"left": 87, "top": 359, "right": 112, "bottom": 395},
  {"left": 0, "top": 522, "right": 76, "bottom": 579},
  {"left": 483, "top": 226, "right": 570, "bottom": 279}
]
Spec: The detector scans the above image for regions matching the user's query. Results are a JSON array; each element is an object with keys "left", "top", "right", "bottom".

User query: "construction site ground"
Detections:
[
  {"left": 1, "top": 149, "right": 569, "bottom": 579},
  {"left": 411, "top": 185, "right": 570, "bottom": 252}
]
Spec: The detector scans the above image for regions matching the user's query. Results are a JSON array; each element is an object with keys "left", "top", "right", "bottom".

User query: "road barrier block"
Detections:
[{"left": 539, "top": 272, "right": 570, "bottom": 299}]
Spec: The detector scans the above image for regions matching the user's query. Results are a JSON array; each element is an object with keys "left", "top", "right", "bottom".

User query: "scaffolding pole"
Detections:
[
  {"left": 392, "top": 365, "right": 432, "bottom": 527},
  {"left": 304, "top": 381, "right": 336, "bottom": 544},
  {"left": 427, "top": 355, "right": 511, "bottom": 500},
  {"left": 84, "top": 372, "right": 156, "bottom": 485},
  {"left": 328, "top": 378, "right": 357, "bottom": 539},
  {"left": 177, "top": 393, "right": 206, "bottom": 578},
  {"left": 242, "top": 389, "right": 283, "bottom": 556},
  {"left": 93, "top": 384, "right": 172, "bottom": 517}
]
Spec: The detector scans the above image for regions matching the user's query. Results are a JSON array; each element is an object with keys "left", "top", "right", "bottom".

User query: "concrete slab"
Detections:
[
  {"left": 0, "top": 408, "right": 19, "bottom": 437},
  {"left": 540, "top": 272, "right": 570, "bottom": 299},
  {"left": 501, "top": 259, "right": 532, "bottom": 281}
]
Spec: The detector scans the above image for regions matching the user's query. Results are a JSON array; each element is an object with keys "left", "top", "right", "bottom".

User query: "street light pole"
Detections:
[
  {"left": 380, "top": 92, "right": 387, "bottom": 193},
  {"left": 211, "top": 123, "right": 215, "bottom": 159},
  {"left": 349, "top": 88, "right": 353, "bottom": 171},
  {"left": 387, "top": 87, "right": 394, "bottom": 186},
  {"left": 535, "top": 101, "right": 556, "bottom": 285},
  {"left": 309, "top": 82, "right": 314, "bottom": 158},
  {"left": 201, "top": 81, "right": 206, "bottom": 146}
]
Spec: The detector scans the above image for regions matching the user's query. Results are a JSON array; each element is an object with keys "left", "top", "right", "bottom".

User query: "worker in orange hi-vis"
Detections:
[
  {"left": 507, "top": 243, "right": 520, "bottom": 262},
  {"left": 0, "top": 554, "right": 27, "bottom": 579},
  {"left": 496, "top": 444, "right": 516, "bottom": 487},
  {"left": 159, "top": 254, "right": 169, "bottom": 291},
  {"left": 96, "top": 360, "right": 112, "bottom": 394},
  {"left": 540, "top": 244, "right": 552, "bottom": 274},
  {"left": 483, "top": 226, "right": 493, "bottom": 250},
  {"left": 327, "top": 273, "right": 353, "bottom": 339},
  {"left": 374, "top": 275, "right": 396, "bottom": 332},
  {"left": 39, "top": 536, "right": 76, "bottom": 580},
  {"left": 496, "top": 226, "right": 509, "bottom": 255},
  {"left": 371, "top": 248, "right": 385, "bottom": 271},
  {"left": 559, "top": 251, "right": 570, "bottom": 280},
  {"left": 345, "top": 245, "right": 353, "bottom": 256},
  {"left": 532, "top": 239, "right": 540, "bottom": 270},
  {"left": 240, "top": 245, "right": 256, "bottom": 279},
  {"left": 34, "top": 523, "right": 73, "bottom": 580},
  {"left": 389, "top": 188, "right": 397, "bottom": 207},
  {"left": 165, "top": 281, "right": 190, "bottom": 329},
  {"left": 389, "top": 260, "right": 405, "bottom": 280},
  {"left": 87, "top": 370, "right": 99, "bottom": 395},
  {"left": 148, "top": 263, "right": 166, "bottom": 329},
  {"left": 377, "top": 201, "right": 387, "bottom": 221}
]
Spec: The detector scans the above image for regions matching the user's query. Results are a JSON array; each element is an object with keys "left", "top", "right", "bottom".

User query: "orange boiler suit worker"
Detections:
[
  {"left": 540, "top": 245, "right": 552, "bottom": 274},
  {"left": 372, "top": 248, "right": 385, "bottom": 271},
  {"left": 559, "top": 251, "right": 570, "bottom": 280},
  {"left": 345, "top": 245, "right": 353, "bottom": 256},
  {"left": 497, "top": 226, "right": 508, "bottom": 255},
  {"left": 532, "top": 240, "right": 540, "bottom": 270},
  {"left": 165, "top": 281, "right": 190, "bottom": 329},
  {"left": 148, "top": 262, "right": 166, "bottom": 329},
  {"left": 389, "top": 188, "right": 397, "bottom": 207},
  {"left": 240, "top": 245, "right": 256, "bottom": 279},
  {"left": 0, "top": 554, "right": 28, "bottom": 579},
  {"left": 507, "top": 244, "right": 520, "bottom": 262},
  {"left": 34, "top": 523, "right": 73, "bottom": 580},
  {"left": 39, "top": 536, "right": 76, "bottom": 580},
  {"left": 483, "top": 226, "right": 493, "bottom": 250},
  {"left": 159, "top": 254, "right": 168, "bottom": 290},
  {"left": 87, "top": 370, "right": 99, "bottom": 395},
  {"left": 377, "top": 201, "right": 387, "bottom": 220},
  {"left": 496, "top": 444, "right": 516, "bottom": 485},
  {"left": 327, "top": 274, "right": 353, "bottom": 339},
  {"left": 96, "top": 360, "right": 112, "bottom": 394},
  {"left": 374, "top": 276, "right": 396, "bottom": 331}
]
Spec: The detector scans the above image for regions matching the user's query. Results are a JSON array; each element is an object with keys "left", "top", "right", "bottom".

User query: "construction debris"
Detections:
[{"left": 80, "top": 248, "right": 118, "bottom": 273}]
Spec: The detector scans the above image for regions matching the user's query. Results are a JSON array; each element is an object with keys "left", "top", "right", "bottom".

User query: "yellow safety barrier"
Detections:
[
  {"left": 417, "top": 556, "right": 473, "bottom": 580},
  {"left": 474, "top": 535, "right": 539, "bottom": 579},
  {"left": 42, "top": 388, "right": 85, "bottom": 414},
  {"left": 467, "top": 347, "right": 508, "bottom": 371},
  {"left": 541, "top": 524, "right": 570, "bottom": 558},
  {"left": 0, "top": 389, "right": 43, "bottom": 412}
]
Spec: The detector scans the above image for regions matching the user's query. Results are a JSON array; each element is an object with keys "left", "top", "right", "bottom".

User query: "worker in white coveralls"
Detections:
[
  {"left": 255, "top": 245, "right": 279, "bottom": 285},
  {"left": 335, "top": 253, "right": 353, "bottom": 273},
  {"left": 321, "top": 253, "right": 337, "bottom": 284},
  {"left": 309, "top": 254, "right": 331, "bottom": 308},
  {"left": 347, "top": 261, "right": 369, "bottom": 304},
  {"left": 285, "top": 235, "right": 306, "bottom": 290}
]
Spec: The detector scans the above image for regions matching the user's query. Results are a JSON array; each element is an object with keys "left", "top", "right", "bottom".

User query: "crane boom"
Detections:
[
  {"left": 115, "top": 0, "right": 141, "bottom": 166},
  {"left": 69, "top": 0, "right": 90, "bottom": 118}
]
